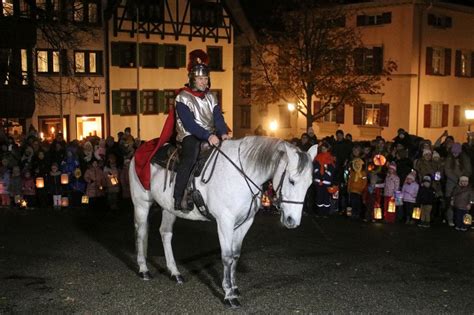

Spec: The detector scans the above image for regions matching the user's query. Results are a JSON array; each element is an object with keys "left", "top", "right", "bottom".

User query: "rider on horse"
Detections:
[{"left": 173, "top": 49, "right": 230, "bottom": 211}]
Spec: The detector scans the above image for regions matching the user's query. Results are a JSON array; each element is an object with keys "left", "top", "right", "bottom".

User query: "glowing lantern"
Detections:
[
  {"left": 109, "top": 175, "right": 119, "bottom": 186},
  {"left": 81, "top": 195, "right": 89, "bottom": 204},
  {"left": 61, "top": 196, "right": 69, "bottom": 207},
  {"left": 261, "top": 194, "right": 271, "bottom": 207},
  {"left": 346, "top": 207, "right": 352, "bottom": 217},
  {"left": 367, "top": 164, "right": 375, "bottom": 172},
  {"left": 412, "top": 207, "right": 421, "bottom": 220},
  {"left": 36, "top": 177, "right": 44, "bottom": 188},
  {"left": 394, "top": 191, "right": 403, "bottom": 206},
  {"left": 373, "top": 154, "right": 387, "bottom": 166},
  {"left": 374, "top": 207, "right": 383, "bottom": 220},
  {"left": 20, "top": 199, "right": 27, "bottom": 208},
  {"left": 61, "top": 173, "right": 69, "bottom": 185},
  {"left": 463, "top": 214, "right": 472, "bottom": 225},
  {"left": 387, "top": 197, "right": 396, "bottom": 213}
]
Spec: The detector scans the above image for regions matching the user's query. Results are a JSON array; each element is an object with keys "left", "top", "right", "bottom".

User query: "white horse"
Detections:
[{"left": 130, "top": 136, "right": 317, "bottom": 307}]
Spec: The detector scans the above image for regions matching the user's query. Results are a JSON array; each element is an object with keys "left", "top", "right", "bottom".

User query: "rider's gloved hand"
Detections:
[{"left": 208, "top": 134, "right": 220, "bottom": 146}]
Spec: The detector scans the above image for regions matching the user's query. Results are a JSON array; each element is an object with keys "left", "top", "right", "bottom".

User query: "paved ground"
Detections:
[{"left": 1, "top": 206, "right": 474, "bottom": 313}]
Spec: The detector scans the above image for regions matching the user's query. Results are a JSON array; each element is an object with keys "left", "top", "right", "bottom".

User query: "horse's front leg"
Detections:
[
  {"left": 216, "top": 219, "right": 240, "bottom": 308},
  {"left": 230, "top": 217, "right": 255, "bottom": 298},
  {"left": 134, "top": 199, "right": 152, "bottom": 280},
  {"left": 160, "top": 210, "right": 184, "bottom": 284}
]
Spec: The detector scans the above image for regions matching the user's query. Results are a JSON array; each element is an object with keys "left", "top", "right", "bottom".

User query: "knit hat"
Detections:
[
  {"left": 388, "top": 162, "right": 397, "bottom": 171},
  {"left": 451, "top": 142, "right": 462, "bottom": 155},
  {"left": 459, "top": 176, "right": 469, "bottom": 182},
  {"left": 422, "top": 149, "right": 432, "bottom": 156},
  {"left": 422, "top": 175, "right": 431, "bottom": 182},
  {"left": 406, "top": 173, "right": 416, "bottom": 181},
  {"left": 432, "top": 151, "right": 440, "bottom": 159}
]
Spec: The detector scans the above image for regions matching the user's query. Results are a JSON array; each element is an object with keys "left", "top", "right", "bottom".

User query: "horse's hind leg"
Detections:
[
  {"left": 134, "top": 198, "right": 153, "bottom": 280},
  {"left": 230, "top": 217, "right": 255, "bottom": 298},
  {"left": 160, "top": 210, "right": 184, "bottom": 284}
]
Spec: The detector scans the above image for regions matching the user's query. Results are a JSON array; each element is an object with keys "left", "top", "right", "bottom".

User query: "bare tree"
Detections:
[{"left": 246, "top": 0, "right": 397, "bottom": 129}]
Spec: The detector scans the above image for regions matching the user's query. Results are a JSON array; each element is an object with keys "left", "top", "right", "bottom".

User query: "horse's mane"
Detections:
[{"left": 241, "top": 136, "right": 310, "bottom": 175}]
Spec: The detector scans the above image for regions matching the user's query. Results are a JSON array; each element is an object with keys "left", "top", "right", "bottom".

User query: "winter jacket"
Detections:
[
  {"left": 402, "top": 182, "right": 419, "bottom": 203},
  {"left": 347, "top": 170, "right": 367, "bottom": 195},
  {"left": 444, "top": 154, "right": 472, "bottom": 197},
  {"left": 84, "top": 166, "right": 107, "bottom": 198},
  {"left": 451, "top": 186, "right": 474, "bottom": 210},
  {"left": 416, "top": 186, "right": 436, "bottom": 205},
  {"left": 384, "top": 174, "right": 400, "bottom": 197}
]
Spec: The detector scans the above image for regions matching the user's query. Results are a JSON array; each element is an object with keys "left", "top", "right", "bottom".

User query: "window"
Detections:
[
  {"left": 240, "top": 46, "right": 251, "bottom": 67},
  {"left": 73, "top": 0, "right": 100, "bottom": 24},
  {"left": 453, "top": 105, "right": 474, "bottom": 127},
  {"left": 191, "top": 1, "right": 222, "bottom": 27},
  {"left": 36, "top": 49, "right": 63, "bottom": 74},
  {"left": 314, "top": 101, "right": 345, "bottom": 124},
  {"left": 353, "top": 103, "right": 389, "bottom": 127},
  {"left": 164, "top": 45, "right": 186, "bottom": 68},
  {"left": 240, "top": 73, "right": 251, "bottom": 98},
  {"left": 207, "top": 46, "right": 223, "bottom": 71},
  {"left": 74, "top": 51, "right": 102, "bottom": 75},
  {"left": 423, "top": 103, "right": 448, "bottom": 128},
  {"left": 112, "top": 90, "right": 137, "bottom": 115},
  {"left": 279, "top": 105, "right": 291, "bottom": 128},
  {"left": 354, "top": 47, "right": 383, "bottom": 75},
  {"left": 140, "top": 44, "right": 159, "bottom": 68},
  {"left": 111, "top": 42, "right": 136, "bottom": 67},
  {"left": 357, "top": 12, "right": 391, "bottom": 26},
  {"left": 21, "top": 49, "right": 29, "bottom": 85},
  {"left": 141, "top": 90, "right": 158, "bottom": 114},
  {"left": 322, "top": 104, "right": 337, "bottom": 123},
  {"left": 38, "top": 116, "right": 68, "bottom": 141},
  {"left": 426, "top": 47, "right": 451, "bottom": 76},
  {"left": 0, "top": 48, "right": 12, "bottom": 85},
  {"left": 19, "top": 0, "right": 30, "bottom": 17},
  {"left": 455, "top": 50, "right": 473, "bottom": 77},
  {"left": 240, "top": 105, "right": 251, "bottom": 129},
  {"left": 428, "top": 14, "right": 452, "bottom": 28},
  {"left": 2, "top": 0, "right": 13, "bottom": 16},
  {"left": 126, "top": 1, "right": 164, "bottom": 23},
  {"left": 76, "top": 115, "right": 103, "bottom": 140},
  {"left": 164, "top": 90, "right": 176, "bottom": 114},
  {"left": 36, "top": 0, "right": 60, "bottom": 19}
]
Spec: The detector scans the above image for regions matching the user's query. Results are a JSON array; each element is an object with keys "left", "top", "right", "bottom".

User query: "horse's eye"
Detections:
[{"left": 289, "top": 178, "right": 295, "bottom": 185}]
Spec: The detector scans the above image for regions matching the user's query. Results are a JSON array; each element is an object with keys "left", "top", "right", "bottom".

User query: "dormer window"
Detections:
[
  {"left": 428, "top": 14, "right": 452, "bottom": 28},
  {"left": 357, "top": 12, "right": 391, "bottom": 26}
]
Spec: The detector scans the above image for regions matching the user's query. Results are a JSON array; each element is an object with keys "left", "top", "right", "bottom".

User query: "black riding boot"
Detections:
[{"left": 174, "top": 135, "right": 201, "bottom": 211}]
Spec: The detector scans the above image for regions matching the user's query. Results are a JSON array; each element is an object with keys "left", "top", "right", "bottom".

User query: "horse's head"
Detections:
[{"left": 273, "top": 143, "right": 318, "bottom": 229}]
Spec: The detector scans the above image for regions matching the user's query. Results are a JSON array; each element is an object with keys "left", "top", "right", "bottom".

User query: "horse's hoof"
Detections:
[
  {"left": 138, "top": 271, "right": 152, "bottom": 281},
  {"left": 233, "top": 288, "right": 241, "bottom": 297},
  {"left": 224, "top": 298, "right": 241, "bottom": 309},
  {"left": 171, "top": 274, "right": 185, "bottom": 284}
]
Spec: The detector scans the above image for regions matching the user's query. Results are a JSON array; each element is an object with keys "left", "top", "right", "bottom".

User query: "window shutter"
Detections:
[
  {"left": 153, "top": 91, "right": 160, "bottom": 113},
  {"left": 382, "top": 12, "right": 391, "bottom": 24},
  {"left": 354, "top": 48, "right": 364, "bottom": 75},
  {"left": 423, "top": 104, "right": 431, "bottom": 128},
  {"left": 426, "top": 47, "right": 433, "bottom": 75},
  {"left": 313, "top": 101, "right": 321, "bottom": 121},
  {"left": 60, "top": 49, "right": 69, "bottom": 75},
  {"left": 356, "top": 15, "right": 365, "bottom": 26},
  {"left": 373, "top": 47, "right": 383, "bottom": 74},
  {"left": 455, "top": 50, "right": 461, "bottom": 77},
  {"left": 178, "top": 45, "right": 186, "bottom": 68},
  {"left": 453, "top": 105, "right": 460, "bottom": 127},
  {"left": 380, "top": 103, "right": 389, "bottom": 127},
  {"left": 157, "top": 90, "right": 165, "bottom": 113},
  {"left": 442, "top": 104, "right": 449, "bottom": 127},
  {"left": 335, "top": 104, "right": 345, "bottom": 124},
  {"left": 353, "top": 104, "right": 363, "bottom": 125},
  {"left": 156, "top": 44, "right": 165, "bottom": 67},
  {"left": 444, "top": 48, "right": 451, "bottom": 76},
  {"left": 427, "top": 14, "right": 435, "bottom": 26},
  {"left": 139, "top": 91, "right": 144, "bottom": 113},
  {"left": 111, "top": 43, "right": 120, "bottom": 66},
  {"left": 112, "top": 91, "right": 121, "bottom": 115}
]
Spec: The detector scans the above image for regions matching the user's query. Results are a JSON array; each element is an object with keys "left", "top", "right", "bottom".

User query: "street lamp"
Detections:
[
  {"left": 287, "top": 103, "right": 296, "bottom": 112},
  {"left": 465, "top": 109, "right": 474, "bottom": 132},
  {"left": 269, "top": 120, "right": 278, "bottom": 132}
]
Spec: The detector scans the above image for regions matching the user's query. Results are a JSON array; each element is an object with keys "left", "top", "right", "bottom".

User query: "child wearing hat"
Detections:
[
  {"left": 451, "top": 176, "right": 474, "bottom": 231},
  {"left": 401, "top": 172, "right": 419, "bottom": 224},
  {"left": 347, "top": 158, "right": 367, "bottom": 219},
  {"left": 416, "top": 175, "right": 436, "bottom": 227},
  {"left": 383, "top": 162, "right": 400, "bottom": 223}
]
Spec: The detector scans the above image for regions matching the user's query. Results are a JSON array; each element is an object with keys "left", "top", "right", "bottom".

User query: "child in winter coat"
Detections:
[
  {"left": 313, "top": 142, "right": 335, "bottom": 217},
  {"left": 451, "top": 176, "right": 474, "bottom": 231},
  {"left": 47, "top": 162, "right": 63, "bottom": 208},
  {"left": 22, "top": 170, "right": 36, "bottom": 208},
  {"left": 103, "top": 153, "right": 121, "bottom": 212},
  {"left": 347, "top": 158, "right": 367, "bottom": 219},
  {"left": 416, "top": 176, "right": 436, "bottom": 228},
  {"left": 401, "top": 172, "right": 419, "bottom": 224},
  {"left": 84, "top": 159, "right": 107, "bottom": 210},
  {"left": 383, "top": 162, "right": 400, "bottom": 223},
  {"left": 69, "top": 168, "right": 86, "bottom": 207},
  {"left": 8, "top": 166, "right": 23, "bottom": 206}
]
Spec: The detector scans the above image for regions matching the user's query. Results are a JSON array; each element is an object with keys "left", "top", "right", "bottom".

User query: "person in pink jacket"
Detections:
[
  {"left": 383, "top": 162, "right": 400, "bottom": 223},
  {"left": 401, "top": 172, "right": 419, "bottom": 224}
]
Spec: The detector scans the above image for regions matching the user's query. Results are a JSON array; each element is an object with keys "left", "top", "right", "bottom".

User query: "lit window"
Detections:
[
  {"left": 2, "top": 0, "right": 14, "bottom": 16},
  {"left": 37, "top": 50, "right": 49, "bottom": 73},
  {"left": 52, "top": 51, "right": 60, "bottom": 73},
  {"left": 430, "top": 103, "right": 443, "bottom": 128},
  {"left": 88, "top": 3, "right": 97, "bottom": 23},
  {"left": 73, "top": 0, "right": 84, "bottom": 22},
  {"left": 75, "top": 52, "right": 85, "bottom": 73},
  {"left": 74, "top": 51, "right": 102, "bottom": 74},
  {"left": 321, "top": 104, "right": 337, "bottom": 123},
  {"left": 21, "top": 49, "right": 28, "bottom": 85},
  {"left": 89, "top": 52, "right": 97, "bottom": 73},
  {"left": 432, "top": 48, "right": 444, "bottom": 75},
  {"left": 363, "top": 104, "right": 381, "bottom": 126}
]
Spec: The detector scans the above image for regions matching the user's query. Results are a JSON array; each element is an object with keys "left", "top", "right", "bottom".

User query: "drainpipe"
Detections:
[{"left": 104, "top": 7, "right": 111, "bottom": 138}]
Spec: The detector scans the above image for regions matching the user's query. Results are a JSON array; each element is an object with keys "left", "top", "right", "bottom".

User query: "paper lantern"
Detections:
[
  {"left": 373, "top": 154, "right": 387, "bottom": 166},
  {"left": 394, "top": 191, "right": 403, "bottom": 206},
  {"left": 346, "top": 207, "right": 352, "bottom": 217},
  {"left": 374, "top": 207, "right": 383, "bottom": 220},
  {"left": 261, "top": 194, "right": 271, "bottom": 207},
  {"left": 20, "top": 199, "right": 27, "bottom": 208},
  {"left": 463, "top": 214, "right": 472, "bottom": 225},
  {"left": 388, "top": 197, "right": 396, "bottom": 213},
  {"left": 412, "top": 207, "right": 421, "bottom": 220},
  {"left": 36, "top": 177, "right": 44, "bottom": 188},
  {"left": 61, "top": 196, "right": 69, "bottom": 207},
  {"left": 109, "top": 175, "right": 119, "bottom": 186},
  {"left": 81, "top": 195, "right": 89, "bottom": 204},
  {"left": 61, "top": 173, "right": 69, "bottom": 185}
]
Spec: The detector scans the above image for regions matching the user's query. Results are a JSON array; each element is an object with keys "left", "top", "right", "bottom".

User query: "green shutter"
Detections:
[
  {"left": 139, "top": 91, "right": 144, "bottom": 113},
  {"left": 111, "top": 43, "right": 120, "bottom": 66},
  {"left": 112, "top": 91, "right": 121, "bottom": 115},
  {"left": 157, "top": 90, "right": 165, "bottom": 113},
  {"left": 178, "top": 45, "right": 186, "bottom": 68},
  {"left": 157, "top": 44, "right": 165, "bottom": 67}
]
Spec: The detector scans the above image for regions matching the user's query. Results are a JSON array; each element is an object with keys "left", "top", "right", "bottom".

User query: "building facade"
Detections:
[{"left": 233, "top": 0, "right": 474, "bottom": 142}]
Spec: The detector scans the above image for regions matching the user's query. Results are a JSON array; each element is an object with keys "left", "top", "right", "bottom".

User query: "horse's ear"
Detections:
[{"left": 307, "top": 144, "right": 318, "bottom": 161}]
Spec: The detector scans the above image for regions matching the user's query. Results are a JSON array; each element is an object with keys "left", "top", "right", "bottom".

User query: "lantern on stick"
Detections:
[
  {"left": 36, "top": 177, "right": 45, "bottom": 188},
  {"left": 20, "top": 199, "right": 27, "bottom": 208},
  {"left": 463, "top": 214, "right": 472, "bottom": 226},
  {"left": 374, "top": 207, "right": 383, "bottom": 220},
  {"left": 81, "top": 195, "right": 89, "bottom": 204},
  {"left": 388, "top": 197, "right": 396, "bottom": 213},
  {"left": 109, "top": 174, "right": 119, "bottom": 186},
  {"left": 373, "top": 154, "right": 387, "bottom": 166},
  {"left": 61, "top": 173, "right": 69, "bottom": 185},
  {"left": 261, "top": 193, "right": 271, "bottom": 208},
  {"left": 61, "top": 196, "right": 69, "bottom": 207},
  {"left": 412, "top": 207, "right": 421, "bottom": 220}
]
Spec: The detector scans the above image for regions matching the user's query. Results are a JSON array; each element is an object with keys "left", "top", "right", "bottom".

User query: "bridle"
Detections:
[{"left": 271, "top": 168, "right": 305, "bottom": 210}]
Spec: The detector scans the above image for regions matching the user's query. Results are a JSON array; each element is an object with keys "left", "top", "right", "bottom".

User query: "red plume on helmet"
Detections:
[{"left": 187, "top": 49, "right": 209, "bottom": 72}]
